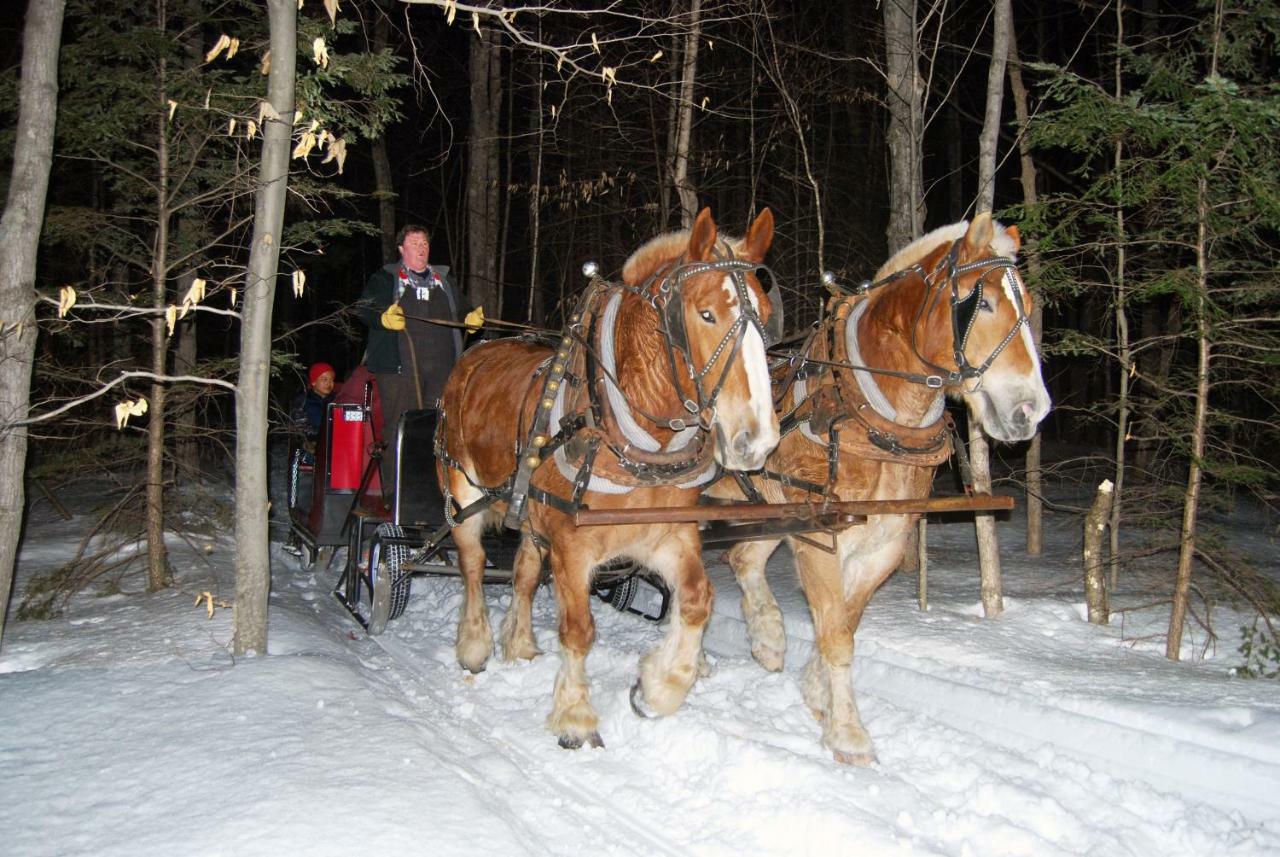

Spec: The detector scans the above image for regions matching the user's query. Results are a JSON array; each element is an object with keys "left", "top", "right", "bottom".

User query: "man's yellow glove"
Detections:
[
  {"left": 464, "top": 306, "right": 484, "bottom": 333},
  {"left": 380, "top": 304, "right": 406, "bottom": 331}
]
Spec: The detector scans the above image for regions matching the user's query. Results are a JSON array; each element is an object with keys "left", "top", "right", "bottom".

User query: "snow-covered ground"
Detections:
[{"left": 2, "top": 476, "right": 1278, "bottom": 857}]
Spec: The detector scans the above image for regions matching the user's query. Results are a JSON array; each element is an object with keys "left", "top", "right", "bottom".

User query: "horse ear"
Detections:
[
  {"left": 964, "top": 212, "right": 994, "bottom": 255},
  {"left": 741, "top": 207, "right": 775, "bottom": 261},
  {"left": 1004, "top": 223, "right": 1022, "bottom": 251},
  {"left": 688, "top": 207, "right": 717, "bottom": 261}
]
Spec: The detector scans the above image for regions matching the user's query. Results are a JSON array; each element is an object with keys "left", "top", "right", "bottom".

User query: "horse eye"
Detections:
[
  {"left": 699, "top": 309, "right": 716, "bottom": 323},
  {"left": 978, "top": 297, "right": 993, "bottom": 312}
]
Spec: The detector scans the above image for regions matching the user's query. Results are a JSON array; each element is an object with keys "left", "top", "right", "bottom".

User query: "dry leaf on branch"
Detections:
[{"left": 114, "top": 397, "right": 148, "bottom": 430}]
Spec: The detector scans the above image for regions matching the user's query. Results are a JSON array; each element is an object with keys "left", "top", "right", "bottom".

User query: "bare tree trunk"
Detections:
[
  {"left": 971, "top": 0, "right": 1011, "bottom": 619},
  {"left": 1108, "top": 0, "right": 1132, "bottom": 591},
  {"left": 465, "top": 21, "right": 502, "bottom": 311},
  {"left": 0, "top": 0, "right": 65, "bottom": 648},
  {"left": 234, "top": 0, "right": 295, "bottom": 657},
  {"left": 884, "top": 0, "right": 929, "bottom": 576},
  {"left": 671, "top": 0, "right": 703, "bottom": 228},
  {"left": 883, "top": 0, "right": 925, "bottom": 251},
  {"left": 1007, "top": 23, "right": 1044, "bottom": 556},
  {"left": 1084, "top": 480, "right": 1113, "bottom": 624},
  {"left": 916, "top": 517, "right": 928, "bottom": 611},
  {"left": 527, "top": 41, "right": 544, "bottom": 325},
  {"left": 147, "top": 29, "right": 172, "bottom": 592},
  {"left": 975, "top": 0, "right": 1010, "bottom": 210},
  {"left": 1167, "top": 180, "right": 1211, "bottom": 661},
  {"left": 173, "top": 309, "right": 198, "bottom": 477}
]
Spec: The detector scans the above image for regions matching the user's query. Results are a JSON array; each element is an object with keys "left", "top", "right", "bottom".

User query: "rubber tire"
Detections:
[{"left": 368, "top": 523, "right": 411, "bottom": 636}]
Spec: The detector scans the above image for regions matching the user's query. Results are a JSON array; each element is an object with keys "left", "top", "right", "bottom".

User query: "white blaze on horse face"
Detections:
[{"left": 714, "top": 275, "right": 779, "bottom": 468}]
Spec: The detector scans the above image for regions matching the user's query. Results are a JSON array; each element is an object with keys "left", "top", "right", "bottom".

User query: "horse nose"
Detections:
[
  {"left": 1013, "top": 399, "right": 1046, "bottom": 430},
  {"left": 732, "top": 430, "right": 768, "bottom": 470}
]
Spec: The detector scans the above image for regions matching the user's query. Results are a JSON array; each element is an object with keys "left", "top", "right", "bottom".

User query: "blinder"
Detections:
[
  {"left": 657, "top": 257, "right": 776, "bottom": 353},
  {"left": 652, "top": 253, "right": 778, "bottom": 427}
]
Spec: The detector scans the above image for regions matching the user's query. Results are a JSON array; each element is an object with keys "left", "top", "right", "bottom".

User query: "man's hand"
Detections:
[
  {"left": 380, "top": 304, "right": 406, "bottom": 331},
  {"left": 464, "top": 306, "right": 484, "bottom": 333}
]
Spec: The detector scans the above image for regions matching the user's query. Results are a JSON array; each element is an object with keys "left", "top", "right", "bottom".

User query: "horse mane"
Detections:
[
  {"left": 621, "top": 227, "right": 749, "bottom": 287},
  {"left": 874, "top": 218, "right": 1019, "bottom": 281}
]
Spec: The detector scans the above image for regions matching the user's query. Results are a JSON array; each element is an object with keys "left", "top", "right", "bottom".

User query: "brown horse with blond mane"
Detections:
[
  {"left": 437, "top": 207, "right": 779, "bottom": 749},
  {"left": 715, "top": 213, "right": 1050, "bottom": 764}
]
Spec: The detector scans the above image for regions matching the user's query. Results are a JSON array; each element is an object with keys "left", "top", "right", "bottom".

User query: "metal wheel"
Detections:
[{"left": 368, "top": 523, "right": 411, "bottom": 635}]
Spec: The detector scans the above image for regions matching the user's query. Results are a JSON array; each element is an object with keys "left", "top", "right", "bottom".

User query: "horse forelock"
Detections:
[{"left": 874, "top": 218, "right": 1019, "bottom": 281}]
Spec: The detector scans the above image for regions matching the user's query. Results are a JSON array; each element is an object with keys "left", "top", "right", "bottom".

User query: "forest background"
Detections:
[{"left": 0, "top": 0, "right": 1276, "bottom": 670}]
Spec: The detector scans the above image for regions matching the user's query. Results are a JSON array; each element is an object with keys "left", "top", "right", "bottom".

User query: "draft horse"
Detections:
[
  {"left": 719, "top": 213, "right": 1051, "bottom": 764},
  {"left": 438, "top": 207, "right": 780, "bottom": 749}
]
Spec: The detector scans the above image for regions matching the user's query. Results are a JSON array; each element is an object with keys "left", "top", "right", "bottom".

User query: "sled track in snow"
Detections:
[
  {"left": 324, "top": 602, "right": 687, "bottom": 857},
  {"left": 704, "top": 615, "right": 1280, "bottom": 826}
]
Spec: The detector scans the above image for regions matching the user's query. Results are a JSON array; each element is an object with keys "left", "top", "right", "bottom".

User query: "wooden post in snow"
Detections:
[
  {"left": 1084, "top": 480, "right": 1113, "bottom": 625},
  {"left": 916, "top": 518, "right": 928, "bottom": 611}
]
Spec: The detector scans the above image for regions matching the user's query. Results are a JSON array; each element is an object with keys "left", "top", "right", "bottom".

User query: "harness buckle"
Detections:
[{"left": 925, "top": 375, "right": 945, "bottom": 389}]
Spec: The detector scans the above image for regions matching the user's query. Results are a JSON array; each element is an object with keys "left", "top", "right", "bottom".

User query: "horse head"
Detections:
[
  {"left": 623, "top": 207, "right": 781, "bottom": 471},
  {"left": 877, "top": 213, "right": 1051, "bottom": 443}
]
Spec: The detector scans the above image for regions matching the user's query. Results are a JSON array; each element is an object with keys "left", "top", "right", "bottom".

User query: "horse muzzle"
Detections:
[
  {"left": 975, "top": 387, "right": 1051, "bottom": 443},
  {"left": 713, "top": 422, "right": 779, "bottom": 471}
]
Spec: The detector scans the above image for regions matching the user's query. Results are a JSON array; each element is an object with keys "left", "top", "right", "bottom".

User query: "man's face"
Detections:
[{"left": 399, "top": 231, "right": 430, "bottom": 272}]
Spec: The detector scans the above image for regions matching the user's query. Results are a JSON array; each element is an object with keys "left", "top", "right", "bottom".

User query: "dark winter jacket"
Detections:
[
  {"left": 291, "top": 389, "right": 334, "bottom": 439},
  {"left": 357, "top": 262, "right": 463, "bottom": 378}
]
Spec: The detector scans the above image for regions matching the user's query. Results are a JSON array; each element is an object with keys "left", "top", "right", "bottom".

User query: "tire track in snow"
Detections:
[
  {"left": 321, "top": 596, "right": 687, "bottom": 857},
  {"left": 703, "top": 604, "right": 1280, "bottom": 830}
]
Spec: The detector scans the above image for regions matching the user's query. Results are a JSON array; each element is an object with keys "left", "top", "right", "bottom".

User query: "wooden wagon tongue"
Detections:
[{"left": 573, "top": 492, "right": 1013, "bottom": 527}]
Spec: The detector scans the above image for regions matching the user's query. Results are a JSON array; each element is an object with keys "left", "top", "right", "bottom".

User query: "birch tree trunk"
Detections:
[
  {"left": 465, "top": 21, "right": 502, "bottom": 311},
  {"left": 882, "top": 0, "right": 925, "bottom": 252},
  {"left": 0, "top": 0, "right": 66, "bottom": 647},
  {"left": 672, "top": 0, "right": 703, "bottom": 228},
  {"left": 972, "top": 0, "right": 1012, "bottom": 619},
  {"left": 233, "top": 0, "right": 295, "bottom": 656}
]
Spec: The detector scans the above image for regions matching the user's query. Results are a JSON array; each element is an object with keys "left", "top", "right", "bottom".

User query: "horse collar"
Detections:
[{"left": 845, "top": 297, "right": 945, "bottom": 427}]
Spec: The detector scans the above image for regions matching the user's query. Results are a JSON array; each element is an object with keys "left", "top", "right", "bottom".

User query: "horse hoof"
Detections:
[
  {"left": 750, "top": 642, "right": 786, "bottom": 673},
  {"left": 832, "top": 748, "right": 877, "bottom": 767},
  {"left": 558, "top": 731, "right": 604, "bottom": 750},
  {"left": 629, "top": 680, "right": 656, "bottom": 719}
]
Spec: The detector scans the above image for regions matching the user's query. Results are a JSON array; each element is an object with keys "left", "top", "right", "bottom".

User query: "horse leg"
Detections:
[
  {"left": 546, "top": 547, "right": 602, "bottom": 749},
  {"left": 498, "top": 534, "right": 544, "bottom": 662},
  {"left": 452, "top": 489, "right": 494, "bottom": 673},
  {"left": 634, "top": 529, "right": 713, "bottom": 717},
  {"left": 726, "top": 537, "right": 786, "bottom": 672},
  {"left": 794, "top": 543, "right": 877, "bottom": 766}
]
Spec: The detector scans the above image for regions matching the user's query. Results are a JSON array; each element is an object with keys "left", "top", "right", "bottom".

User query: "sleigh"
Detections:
[{"left": 284, "top": 366, "right": 659, "bottom": 635}]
